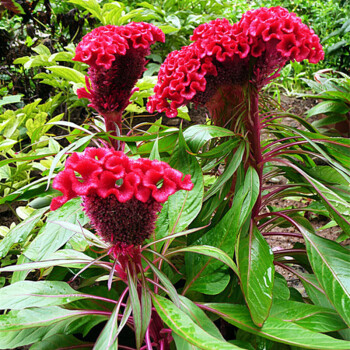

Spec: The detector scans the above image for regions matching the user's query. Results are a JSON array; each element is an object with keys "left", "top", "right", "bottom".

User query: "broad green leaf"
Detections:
[
  {"left": 168, "top": 127, "right": 204, "bottom": 233},
  {"left": 94, "top": 303, "right": 119, "bottom": 350},
  {"left": 299, "top": 273, "right": 334, "bottom": 309},
  {"left": 237, "top": 224, "right": 274, "bottom": 326},
  {"left": 29, "top": 334, "right": 91, "bottom": 350},
  {"left": 0, "top": 312, "right": 103, "bottom": 349},
  {"left": 169, "top": 245, "right": 238, "bottom": 275},
  {"left": 24, "top": 198, "right": 89, "bottom": 261},
  {"left": 0, "top": 281, "right": 85, "bottom": 309},
  {"left": 307, "top": 100, "right": 349, "bottom": 118},
  {"left": 0, "top": 207, "right": 47, "bottom": 258},
  {"left": 198, "top": 139, "right": 240, "bottom": 158},
  {"left": 205, "top": 303, "right": 350, "bottom": 349},
  {"left": 272, "top": 273, "right": 290, "bottom": 301},
  {"left": 46, "top": 66, "right": 85, "bottom": 84},
  {"left": 302, "top": 228, "right": 350, "bottom": 327},
  {"left": 32, "top": 44, "right": 51, "bottom": 56},
  {"left": 0, "top": 306, "right": 92, "bottom": 331},
  {"left": 179, "top": 296, "right": 224, "bottom": 341},
  {"left": 305, "top": 175, "right": 350, "bottom": 236},
  {"left": 0, "top": 94, "right": 22, "bottom": 107},
  {"left": 204, "top": 142, "right": 245, "bottom": 200},
  {"left": 127, "top": 270, "right": 142, "bottom": 349},
  {"left": 185, "top": 167, "right": 259, "bottom": 295},
  {"left": 152, "top": 295, "right": 243, "bottom": 350},
  {"left": 184, "top": 124, "right": 235, "bottom": 153},
  {"left": 69, "top": 0, "right": 103, "bottom": 22},
  {"left": 270, "top": 300, "right": 347, "bottom": 332},
  {"left": 144, "top": 259, "right": 180, "bottom": 307}
]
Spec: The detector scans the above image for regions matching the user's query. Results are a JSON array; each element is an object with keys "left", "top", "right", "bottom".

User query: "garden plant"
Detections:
[{"left": 0, "top": 1, "right": 350, "bottom": 350}]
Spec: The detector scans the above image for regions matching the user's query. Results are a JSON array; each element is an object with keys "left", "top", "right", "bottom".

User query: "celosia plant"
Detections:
[
  {"left": 73, "top": 23, "right": 165, "bottom": 148},
  {"left": 148, "top": 6, "right": 324, "bottom": 215},
  {"left": 147, "top": 7, "right": 323, "bottom": 122},
  {"left": 51, "top": 147, "right": 193, "bottom": 260}
]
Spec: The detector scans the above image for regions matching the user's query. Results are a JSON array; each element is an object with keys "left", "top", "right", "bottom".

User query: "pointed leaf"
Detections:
[
  {"left": 237, "top": 224, "right": 274, "bottom": 326},
  {"left": 29, "top": 334, "right": 92, "bottom": 350},
  {"left": 0, "top": 306, "right": 96, "bottom": 331},
  {"left": 0, "top": 281, "right": 85, "bottom": 309},
  {"left": 127, "top": 270, "right": 142, "bottom": 349},
  {"left": 24, "top": 198, "right": 89, "bottom": 261},
  {"left": 302, "top": 228, "right": 350, "bottom": 327},
  {"left": 205, "top": 303, "right": 350, "bottom": 349},
  {"left": 168, "top": 127, "right": 204, "bottom": 233},
  {"left": 0, "top": 207, "right": 47, "bottom": 258},
  {"left": 185, "top": 167, "right": 259, "bottom": 295},
  {"left": 94, "top": 303, "right": 119, "bottom": 350},
  {"left": 270, "top": 300, "right": 347, "bottom": 332},
  {"left": 152, "top": 295, "right": 244, "bottom": 350}
]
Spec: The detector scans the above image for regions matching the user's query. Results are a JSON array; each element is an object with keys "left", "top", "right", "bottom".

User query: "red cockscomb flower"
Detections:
[
  {"left": 73, "top": 23, "right": 165, "bottom": 146},
  {"left": 147, "top": 7, "right": 324, "bottom": 119},
  {"left": 51, "top": 147, "right": 193, "bottom": 248}
]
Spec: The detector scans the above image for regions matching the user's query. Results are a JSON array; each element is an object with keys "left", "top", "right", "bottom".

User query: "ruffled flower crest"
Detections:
[
  {"left": 74, "top": 23, "right": 165, "bottom": 115},
  {"left": 51, "top": 147, "right": 193, "bottom": 249},
  {"left": 147, "top": 7, "right": 324, "bottom": 120},
  {"left": 73, "top": 23, "right": 165, "bottom": 149}
]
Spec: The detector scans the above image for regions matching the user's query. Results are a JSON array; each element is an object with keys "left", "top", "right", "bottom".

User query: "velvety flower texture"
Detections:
[
  {"left": 147, "top": 7, "right": 324, "bottom": 118},
  {"left": 51, "top": 147, "right": 193, "bottom": 246},
  {"left": 73, "top": 22, "right": 165, "bottom": 116}
]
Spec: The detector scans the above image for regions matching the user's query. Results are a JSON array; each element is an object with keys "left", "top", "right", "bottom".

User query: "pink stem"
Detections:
[
  {"left": 262, "top": 231, "right": 303, "bottom": 239},
  {"left": 103, "top": 111, "right": 123, "bottom": 150}
]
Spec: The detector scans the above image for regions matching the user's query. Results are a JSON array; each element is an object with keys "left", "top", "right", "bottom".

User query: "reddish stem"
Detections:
[
  {"left": 103, "top": 110, "right": 123, "bottom": 150},
  {"left": 262, "top": 231, "right": 303, "bottom": 239},
  {"left": 244, "top": 87, "right": 263, "bottom": 217}
]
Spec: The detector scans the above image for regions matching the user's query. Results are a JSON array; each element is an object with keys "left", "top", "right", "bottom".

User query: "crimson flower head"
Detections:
[
  {"left": 51, "top": 147, "right": 193, "bottom": 248},
  {"left": 73, "top": 23, "right": 165, "bottom": 134},
  {"left": 147, "top": 7, "right": 324, "bottom": 119}
]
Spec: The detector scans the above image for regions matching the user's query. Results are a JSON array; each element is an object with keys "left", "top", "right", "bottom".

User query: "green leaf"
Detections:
[
  {"left": 69, "top": 0, "right": 103, "bottom": 22},
  {"left": 0, "top": 94, "right": 22, "bottom": 107},
  {"left": 26, "top": 334, "right": 91, "bottom": 350},
  {"left": 270, "top": 300, "right": 347, "bottom": 332},
  {"left": 94, "top": 303, "right": 119, "bottom": 350},
  {"left": 168, "top": 127, "right": 204, "bottom": 233},
  {"left": 184, "top": 167, "right": 259, "bottom": 295},
  {"left": 32, "top": 44, "right": 51, "bottom": 56},
  {"left": 169, "top": 245, "right": 238, "bottom": 275},
  {"left": 24, "top": 198, "right": 89, "bottom": 261},
  {"left": 152, "top": 295, "right": 243, "bottom": 350},
  {"left": 304, "top": 175, "right": 350, "bottom": 236},
  {"left": 272, "top": 273, "right": 290, "bottom": 301},
  {"left": 197, "top": 139, "right": 240, "bottom": 158},
  {"left": 205, "top": 303, "right": 350, "bottom": 349},
  {"left": 0, "top": 281, "right": 85, "bottom": 310},
  {"left": 237, "top": 224, "right": 274, "bottom": 327},
  {"left": 0, "top": 312, "right": 104, "bottom": 348},
  {"left": 306, "top": 100, "right": 349, "bottom": 118},
  {"left": 46, "top": 66, "right": 86, "bottom": 84},
  {"left": 184, "top": 125, "right": 235, "bottom": 153},
  {"left": 127, "top": 269, "right": 142, "bottom": 349},
  {"left": 299, "top": 273, "right": 334, "bottom": 309},
  {"left": 179, "top": 295, "right": 224, "bottom": 340},
  {"left": 0, "top": 306, "right": 91, "bottom": 331},
  {"left": 204, "top": 142, "right": 245, "bottom": 200},
  {"left": 0, "top": 207, "right": 47, "bottom": 258},
  {"left": 302, "top": 228, "right": 350, "bottom": 327}
]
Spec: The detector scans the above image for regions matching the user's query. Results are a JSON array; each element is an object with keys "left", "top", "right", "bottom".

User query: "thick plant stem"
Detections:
[
  {"left": 245, "top": 86, "right": 263, "bottom": 218},
  {"left": 103, "top": 111, "right": 123, "bottom": 150}
]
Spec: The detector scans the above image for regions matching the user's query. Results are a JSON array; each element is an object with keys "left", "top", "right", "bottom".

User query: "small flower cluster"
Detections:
[
  {"left": 147, "top": 7, "right": 324, "bottom": 118},
  {"left": 51, "top": 147, "right": 193, "bottom": 246},
  {"left": 74, "top": 23, "right": 165, "bottom": 115}
]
